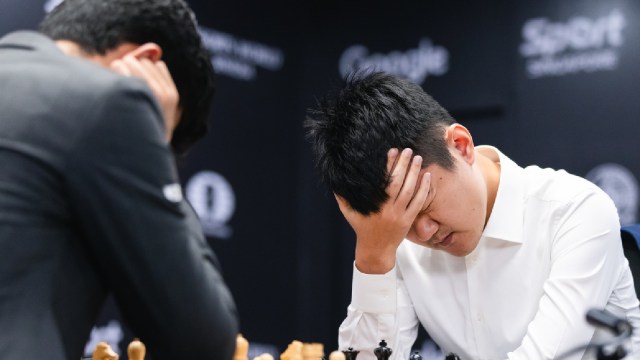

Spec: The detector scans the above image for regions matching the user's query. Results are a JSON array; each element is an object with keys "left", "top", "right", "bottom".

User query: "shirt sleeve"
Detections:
[
  {"left": 338, "top": 262, "right": 420, "bottom": 360},
  {"left": 64, "top": 79, "right": 238, "bottom": 360},
  {"left": 508, "top": 189, "right": 630, "bottom": 360}
]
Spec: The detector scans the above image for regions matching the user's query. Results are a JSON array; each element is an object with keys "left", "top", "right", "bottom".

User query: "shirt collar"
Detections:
[{"left": 478, "top": 145, "right": 524, "bottom": 243}]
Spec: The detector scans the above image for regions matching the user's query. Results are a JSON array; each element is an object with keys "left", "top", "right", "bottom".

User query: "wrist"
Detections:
[{"left": 355, "top": 247, "right": 396, "bottom": 274}]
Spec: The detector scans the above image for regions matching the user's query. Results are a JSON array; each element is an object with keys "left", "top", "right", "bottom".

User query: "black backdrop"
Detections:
[{"left": 2, "top": 0, "right": 640, "bottom": 358}]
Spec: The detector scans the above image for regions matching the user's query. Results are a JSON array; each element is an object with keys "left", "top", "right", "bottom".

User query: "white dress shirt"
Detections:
[{"left": 339, "top": 146, "right": 640, "bottom": 360}]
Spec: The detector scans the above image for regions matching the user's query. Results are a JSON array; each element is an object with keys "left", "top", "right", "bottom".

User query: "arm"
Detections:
[
  {"left": 336, "top": 148, "right": 430, "bottom": 359},
  {"left": 65, "top": 80, "right": 238, "bottom": 360},
  {"left": 338, "top": 264, "right": 420, "bottom": 360},
  {"left": 508, "top": 190, "right": 626, "bottom": 359}
]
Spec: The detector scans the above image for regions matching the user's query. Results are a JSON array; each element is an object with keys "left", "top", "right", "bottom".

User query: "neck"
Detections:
[
  {"left": 54, "top": 40, "right": 138, "bottom": 67},
  {"left": 55, "top": 40, "right": 109, "bottom": 66},
  {"left": 476, "top": 148, "right": 501, "bottom": 225},
  {"left": 54, "top": 40, "right": 86, "bottom": 56}
]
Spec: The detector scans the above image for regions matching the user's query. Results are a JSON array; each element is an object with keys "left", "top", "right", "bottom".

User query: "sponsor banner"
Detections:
[
  {"left": 586, "top": 163, "right": 639, "bottom": 225},
  {"left": 519, "top": 9, "right": 626, "bottom": 78},
  {"left": 198, "top": 26, "right": 285, "bottom": 81},
  {"left": 339, "top": 38, "right": 449, "bottom": 85},
  {"left": 44, "top": 3, "right": 287, "bottom": 83}
]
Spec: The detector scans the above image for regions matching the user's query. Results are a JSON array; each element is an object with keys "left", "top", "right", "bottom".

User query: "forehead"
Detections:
[
  {"left": 420, "top": 162, "right": 452, "bottom": 187},
  {"left": 417, "top": 161, "right": 461, "bottom": 207}
]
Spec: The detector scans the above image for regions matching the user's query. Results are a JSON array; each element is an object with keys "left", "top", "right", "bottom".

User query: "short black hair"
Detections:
[
  {"left": 39, "top": 0, "right": 214, "bottom": 154},
  {"left": 305, "top": 71, "right": 455, "bottom": 215}
]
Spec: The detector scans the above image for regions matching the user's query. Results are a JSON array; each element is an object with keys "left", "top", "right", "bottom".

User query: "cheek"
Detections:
[{"left": 445, "top": 191, "right": 484, "bottom": 228}]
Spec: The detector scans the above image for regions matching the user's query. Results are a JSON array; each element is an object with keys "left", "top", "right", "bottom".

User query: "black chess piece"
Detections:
[
  {"left": 342, "top": 347, "right": 360, "bottom": 360},
  {"left": 409, "top": 350, "right": 423, "bottom": 360},
  {"left": 445, "top": 353, "right": 461, "bottom": 360},
  {"left": 374, "top": 340, "right": 392, "bottom": 360}
]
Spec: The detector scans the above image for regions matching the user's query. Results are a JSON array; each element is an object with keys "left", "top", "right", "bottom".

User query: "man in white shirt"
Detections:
[{"left": 305, "top": 71, "right": 640, "bottom": 359}]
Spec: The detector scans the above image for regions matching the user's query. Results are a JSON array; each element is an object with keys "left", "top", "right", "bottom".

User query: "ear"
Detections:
[
  {"left": 127, "top": 42, "right": 163, "bottom": 62},
  {"left": 445, "top": 123, "right": 475, "bottom": 165}
]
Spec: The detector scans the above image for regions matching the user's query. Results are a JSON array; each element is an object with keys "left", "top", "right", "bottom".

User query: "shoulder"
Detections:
[
  {"left": 521, "top": 165, "right": 619, "bottom": 236},
  {"left": 46, "top": 56, "right": 162, "bottom": 138},
  {"left": 56, "top": 57, "right": 156, "bottom": 116},
  {"left": 1, "top": 35, "right": 159, "bottom": 130},
  {"left": 523, "top": 165, "right": 608, "bottom": 205}
]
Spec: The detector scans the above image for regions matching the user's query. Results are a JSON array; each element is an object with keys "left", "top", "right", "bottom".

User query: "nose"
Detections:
[{"left": 414, "top": 215, "right": 439, "bottom": 242}]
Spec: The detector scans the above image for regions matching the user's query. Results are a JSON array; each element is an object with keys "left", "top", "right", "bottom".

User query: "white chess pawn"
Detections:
[
  {"left": 329, "top": 350, "right": 346, "bottom": 360},
  {"left": 234, "top": 334, "right": 249, "bottom": 360},
  {"left": 127, "top": 338, "right": 146, "bottom": 360}
]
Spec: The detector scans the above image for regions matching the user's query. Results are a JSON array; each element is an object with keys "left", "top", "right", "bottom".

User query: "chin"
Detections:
[
  {"left": 445, "top": 247, "right": 472, "bottom": 257},
  {"left": 445, "top": 237, "right": 479, "bottom": 257}
]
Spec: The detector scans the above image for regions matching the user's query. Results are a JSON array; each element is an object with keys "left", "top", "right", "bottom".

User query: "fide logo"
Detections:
[
  {"left": 185, "top": 171, "right": 236, "bottom": 239},
  {"left": 586, "top": 163, "right": 639, "bottom": 226}
]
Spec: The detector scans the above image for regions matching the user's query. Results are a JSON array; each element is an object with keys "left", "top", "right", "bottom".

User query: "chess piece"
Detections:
[
  {"left": 342, "top": 347, "right": 359, "bottom": 360},
  {"left": 281, "top": 340, "right": 303, "bottom": 360},
  {"left": 92, "top": 342, "right": 119, "bottom": 360},
  {"left": 302, "top": 342, "right": 324, "bottom": 360},
  {"left": 127, "top": 338, "right": 146, "bottom": 360},
  {"left": 373, "top": 340, "right": 392, "bottom": 360},
  {"left": 409, "top": 351, "right": 422, "bottom": 360},
  {"left": 234, "top": 334, "right": 249, "bottom": 360},
  {"left": 328, "top": 350, "right": 346, "bottom": 360}
]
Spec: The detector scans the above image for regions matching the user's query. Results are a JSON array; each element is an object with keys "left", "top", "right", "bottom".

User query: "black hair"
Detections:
[
  {"left": 39, "top": 0, "right": 214, "bottom": 154},
  {"left": 305, "top": 71, "right": 455, "bottom": 215}
]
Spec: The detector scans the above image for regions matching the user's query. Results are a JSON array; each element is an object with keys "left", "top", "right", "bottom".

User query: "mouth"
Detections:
[{"left": 433, "top": 233, "right": 454, "bottom": 248}]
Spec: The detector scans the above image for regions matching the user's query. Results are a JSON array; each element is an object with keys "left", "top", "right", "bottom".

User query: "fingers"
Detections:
[
  {"left": 111, "top": 55, "right": 172, "bottom": 98},
  {"left": 386, "top": 148, "right": 399, "bottom": 175},
  {"left": 110, "top": 60, "right": 131, "bottom": 77},
  {"left": 387, "top": 148, "right": 414, "bottom": 198},
  {"left": 120, "top": 55, "right": 167, "bottom": 96},
  {"left": 111, "top": 55, "right": 180, "bottom": 141},
  {"left": 395, "top": 154, "right": 424, "bottom": 205},
  {"left": 154, "top": 61, "right": 178, "bottom": 100},
  {"left": 406, "top": 172, "right": 431, "bottom": 215}
]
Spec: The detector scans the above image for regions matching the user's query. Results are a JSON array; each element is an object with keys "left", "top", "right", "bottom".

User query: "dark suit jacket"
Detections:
[{"left": 0, "top": 31, "right": 238, "bottom": 359}]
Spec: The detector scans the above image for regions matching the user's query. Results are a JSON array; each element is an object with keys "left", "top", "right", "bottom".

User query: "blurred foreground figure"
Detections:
[{"left": 0, "top": 0, "right": 238, "bottom": 359}]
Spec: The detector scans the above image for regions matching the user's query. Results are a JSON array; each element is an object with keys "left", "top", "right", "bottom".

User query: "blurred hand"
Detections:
[
  {"left": 111, "top": 54, "right": 180, "bottom": 142},
  {"left": 335, "top": 148, "right": 432, "bottom": 274}
]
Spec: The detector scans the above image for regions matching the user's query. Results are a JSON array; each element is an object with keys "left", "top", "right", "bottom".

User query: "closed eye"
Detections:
[{"left": 422, "top": 184, "right": 436, "bottom": 214}]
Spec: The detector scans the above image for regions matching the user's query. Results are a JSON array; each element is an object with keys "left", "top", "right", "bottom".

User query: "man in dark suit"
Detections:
[{"left": 0, "top": 0, "right": 238, "bottom": 359}]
